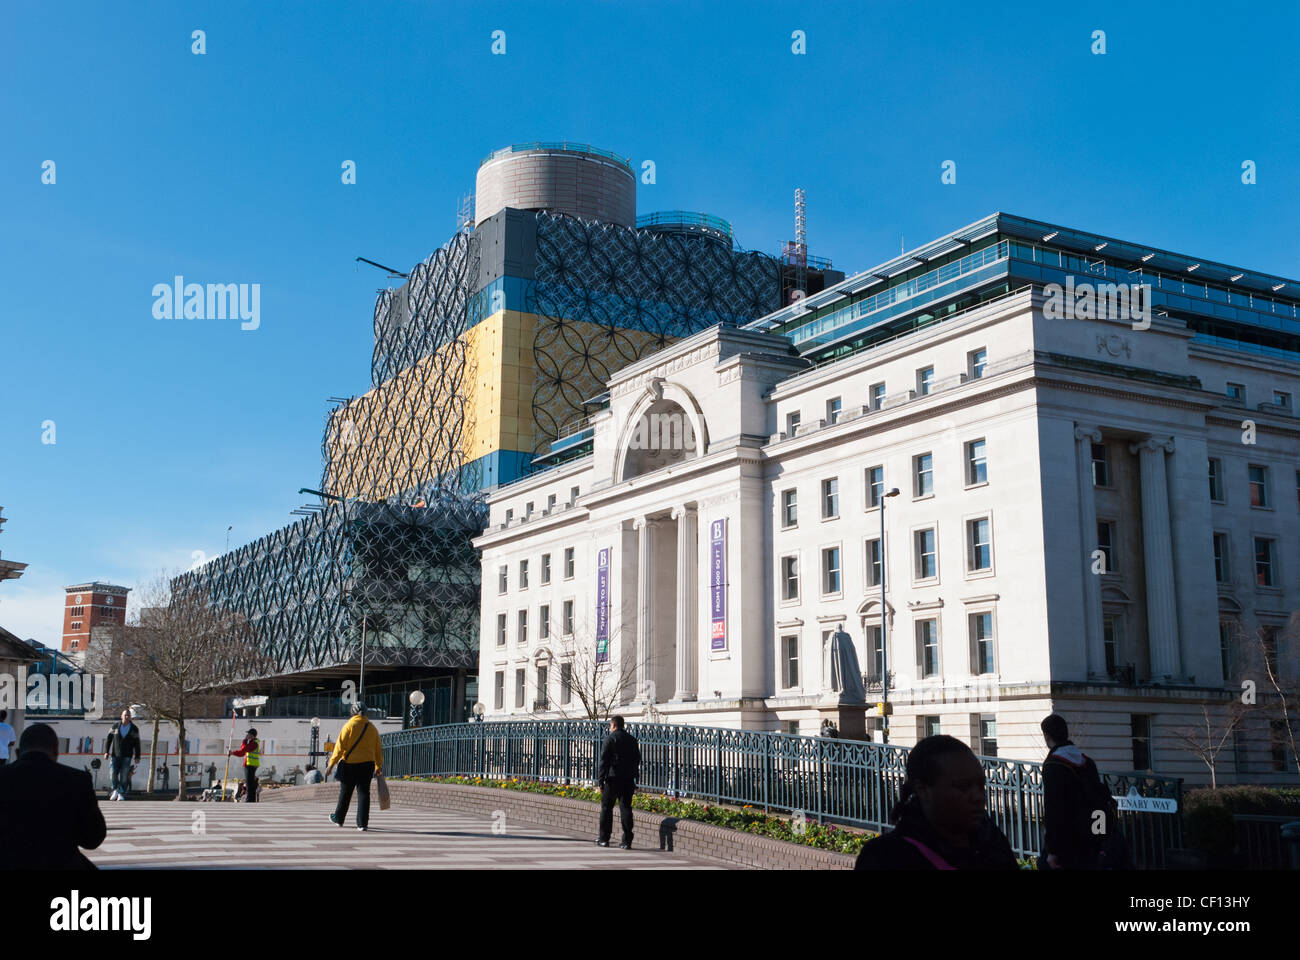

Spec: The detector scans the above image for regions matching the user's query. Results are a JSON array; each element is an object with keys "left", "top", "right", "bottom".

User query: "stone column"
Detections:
[
  {"left": 1129, "top": 437, "right": 1181, "bottom": 679},
  {"left": 1074, "top": 425, "right": 1106, "bottom": 678},
  {"left": 634, "top": 518, "right": 656, "bottom": 699},
  {"left": 672, "top": 505, "right": 699, "bottom": 701}
]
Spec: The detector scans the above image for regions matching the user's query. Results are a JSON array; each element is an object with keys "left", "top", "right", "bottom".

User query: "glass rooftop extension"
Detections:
[
  {"left": 747, "top": 213, "right": 1300, "bottom": 365},
  {"left": 478, "top": 141, "right": 633, "bottom": 169}
]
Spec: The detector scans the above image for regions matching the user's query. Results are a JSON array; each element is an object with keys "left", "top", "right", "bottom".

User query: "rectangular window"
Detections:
[
  {"left": 870, "top": 382, "right": 886, "bottom": 410},
  {"left": 535, "top": 666, "right": 548, "bottom": 709},
  {"left": 917, "top": 366, "right": 935, "bottom": 396},
  {"left": 970, "top": 612, "right": 994, "bottom": 674},
  {"left": 541, "top": 553, "right": 551, "bottom": 584},
  {"left": 866, "top": 465, "right": 884, "bottom": 507},
  {"left": 564, "top": 547, "right": 575, "bottom": 579},
  {"left": 918, "top": 619, "right": 940, "bottom": 678},
  {"left": 1255, "top": 537, "right": 1276, "bottom": 587},
  {"left": 865, "top": 538, "right": 882, "bottom": 587},
  {"left": 923, "top": 716, "right": 942, "bottom": 738},
  {"left": 505, "top": 508, "right": 514, "bottom": 524},
  {"left": 1249, "top": 465, "right": 1268, "bottom": 507},
  {"left": 525, "top": 501, "right": 534, "bottom": 517},
  {"left": 786, "top": 411, "right": 801, "bottom": 436},
  {"left": 547, "top": 493, "right": 557, "bottom": 512},
  {"left": 781, "top": 635, "right": 800, "bottom": 688},
  {"left": 781, "top": 555, "right": 800, "bottom": 601},
  {"left": 560, "top": 663, "right": 573, "bottom": 705},
  {"left": 1262, "top": 626, "right": 1279, "bottom": 676},
  {"left": 914, "top": 528, "right": 937, "bottom": 580},
  {"left": 1270, "top": 720, "right": 1290, "bottom": 772},
  {"left": 913, "top": 453, "right": 933, "bottom": 497},
  {"left": 517, "top": 609, "right": 528, "bottom": 645},
  {"left": 967, "top": 517, "right": 992, "bottom": 572},
  {"left": 1219, "top": 621, "right": 1234, "bottom": 679},
  {"left": 822, "top": 547, "right": 842, "bottom": 595},
  {"left": 865, "top": 624, "right": 883, "bottom": 681},
  {"left": 822, "top": 478, "right": 839, "bottom": 518},
  {"left": 968, "top": 348, "right": 987, "bottom": 380},
  {"left": 1213, "top": 533, "right": 1229, "bottom": 582},
  {"left": 515, "top": 669, "right": 526, "bottom": 709},
  {"left": 519, "top": 559, "right": 529, "bottom": 590},
  {"left": 1131, "top": 715, "right": 1152, "bottom": 770},
  {"left": 966, "top": 439, "right": 987, "bottom": 485},
  {"left": 1233, "top": 729, "right": 1249, "bottom": 774},
  {"left": 1274, "top": 390, "right": 1292, "bottom": 410},
  {"left": 782, "top": 489, "right": 798, "bottom": 528},
  {"left": 1097, "top": 521, "right": 1115, "bottom": 573},
  {"left": 496, "top": 613, "right": 507, "bottom": 647},
  {"left": 1103, "top": 616, "right": 1121, "bottom": 676},
  {"left": 826, "top": 397, "right": 842, "bottom": 424},
  {"left": 498, "top": 565, "right": 508, "bottom": 594},
  {"left": 540, "top": 604, "right": 550, "bottom": 640},
  {"left": 1091, "top": 442, "right": 1110, "bottom": 487},
  {"left": 563, "top": 600, "right": 575, "bottom": 635},
  {"left": 978, "top": 715, "right": 998, "bottom": 757},
  {"left": 1226, "top": 382, "right": 1245, "bottom": 403},
  {"left": 1208, "top": 458, "right": 1224, "bottom": 502},
  {"left": 570, "top": 486, "right": 580, "bottom": 504},
  {"left": 493, "top": 671, "right": 504, "bottom": 711}
]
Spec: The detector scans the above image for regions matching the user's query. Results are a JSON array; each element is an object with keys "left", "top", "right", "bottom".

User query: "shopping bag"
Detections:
[{"left": 375, "top": 772, "right": 391, "bottom": 811}]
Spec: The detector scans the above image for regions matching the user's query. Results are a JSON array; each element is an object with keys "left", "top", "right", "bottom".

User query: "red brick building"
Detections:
[{"left": 62, "top": 582, "right": 130, "bottom": 654}]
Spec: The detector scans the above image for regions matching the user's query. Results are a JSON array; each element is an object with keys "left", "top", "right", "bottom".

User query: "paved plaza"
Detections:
[{"left": 93, "top": 800, "right": 722, "bottom": 869}]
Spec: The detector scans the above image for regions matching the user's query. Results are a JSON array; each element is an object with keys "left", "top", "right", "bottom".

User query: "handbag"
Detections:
[{"left": 327, "top": 719, "right": 370, "bottom": 782}]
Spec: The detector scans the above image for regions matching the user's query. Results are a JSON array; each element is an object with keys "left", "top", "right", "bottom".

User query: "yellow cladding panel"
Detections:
[{"left": 322, "top": 307, "right": 669, "bottom": 497}]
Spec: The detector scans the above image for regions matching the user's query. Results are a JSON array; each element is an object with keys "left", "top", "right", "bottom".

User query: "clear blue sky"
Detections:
[{"left": 2, "top": 0, "right": 1297, "bottom": 648}]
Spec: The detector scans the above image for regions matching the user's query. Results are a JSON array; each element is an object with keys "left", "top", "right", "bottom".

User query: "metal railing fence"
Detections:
[{"left": 381, "top": 719, "right": 1183, "bottom": 866}]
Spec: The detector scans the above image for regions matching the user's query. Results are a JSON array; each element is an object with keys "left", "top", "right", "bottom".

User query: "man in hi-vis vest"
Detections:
[{"left": 228, "top": 728, "right": 261, "bottom": 802}]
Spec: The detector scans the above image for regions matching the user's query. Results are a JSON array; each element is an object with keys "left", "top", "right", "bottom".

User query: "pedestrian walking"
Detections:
[
  {"left": 855, "top": 735, "right": 1018, "bottom": 870},
  {"left": 326, "top": 703, "right": 383, "bottom": 831},
  {"left": 596, "top": 715, "right": 641, "bottom": 849},
  {"left": 0, "top": 723, "right": 107, "bottom": 869},
  {"left": 228, "top": 728, "right": 262, "bottom": 802},
  {"left": 158, "top": 760, "right": 170, "bottom": 791},
  {"left": 0, "top": 709, "right": 15, "bottom": 767},
  {"left": 1040, "top": 713, "right": 1126, "bottom": 869},
  {"left": 103, "top": 709, "right": 141, "bottom": 800}
]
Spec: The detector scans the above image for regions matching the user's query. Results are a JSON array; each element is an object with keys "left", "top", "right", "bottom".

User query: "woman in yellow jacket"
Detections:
[{"left": 327, "top": 703, "right": 383, "bottom": 831}]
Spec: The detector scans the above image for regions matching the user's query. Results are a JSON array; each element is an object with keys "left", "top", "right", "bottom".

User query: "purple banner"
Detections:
[
  {"left": 709, "top": 518, "right": 727, "bottom": 651},
  {"left": 595, "top": 547, "right": 610, "bottom": 663}
]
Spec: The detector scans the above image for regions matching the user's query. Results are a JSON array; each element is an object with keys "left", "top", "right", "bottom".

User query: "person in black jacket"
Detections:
[
  {"left": 0, "top": 723, "right": 107, "bottom": 869},
  {"left": 855, "top": 735, "right": 1018, "bottom": 870},
  {"left": 596, "top": 715, "right": 641, "bottom": 849},
  {"left": 103, "top": 708, "right": 142, "bottom": 800},
  {"left": 1040, "top": 713, "right": 1113, "bottom": 869}
]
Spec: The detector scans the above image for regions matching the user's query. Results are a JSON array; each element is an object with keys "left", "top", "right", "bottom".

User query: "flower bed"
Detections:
[{"left": 394, "top": 774, "right": 873, "bottom": 855}]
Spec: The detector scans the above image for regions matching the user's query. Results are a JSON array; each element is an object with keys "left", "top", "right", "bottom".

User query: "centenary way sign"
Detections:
[{"left": 1115, "top": 787, "right": 1178, "bottom": 814}]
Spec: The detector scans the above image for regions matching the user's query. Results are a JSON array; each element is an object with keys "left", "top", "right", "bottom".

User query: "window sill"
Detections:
[
  {"left": 965, "top": 568, "right": 995, "bottom": 580},
  {"left": 913, "top": 493, "right": 935, "bottom": 503},
  {"left": 964, "top": 481, "right": 990, "bottom": 491}
]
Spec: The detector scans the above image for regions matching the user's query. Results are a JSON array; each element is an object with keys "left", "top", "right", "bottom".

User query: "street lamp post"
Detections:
[
  {"left": 309, "top": 717, "right": 321, "bottom": 774},
  {"left": 408, "top": 690, "right": 425, "bottom": 728},
  {"left": 879, "top": 487, "right": 901, "bottom": 743}
]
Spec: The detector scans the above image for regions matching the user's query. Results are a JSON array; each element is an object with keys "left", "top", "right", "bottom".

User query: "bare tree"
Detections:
[
  {"left": 525, "top": 613, "right": 663, "bottom": 722},
  {"left": 1172, "top": 702, "right": 1247, "bottom": 788},
  {"left": 87, "top": 571, "right": 271, "bottom": 799},
  {"left": 1228, "top": 614, "right": 1300, "bottom": 779}
]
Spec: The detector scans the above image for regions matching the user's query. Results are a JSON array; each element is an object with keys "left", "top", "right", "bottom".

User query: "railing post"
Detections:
[
  {"left": 713, "top": 729, "right": 722, "bottom": 802},
  {"left": 533, "top": 723, "right": 541, "bottom": 781},
  {"left": 816, "top": 738, "right": 825, "bottom": 824},
  {"left": 671, "top": 725, "right": 679, "bottom": 798},
  {"left": 762, "top": 736, "right": 771, "bottom": 813},
  {"left": 564, "top": 721, "right": 572, "bottom": 784}
]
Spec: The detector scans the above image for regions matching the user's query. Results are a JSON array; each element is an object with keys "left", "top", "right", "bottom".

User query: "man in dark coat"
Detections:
[
  {"left": 596, "top": 715, "right": 641, "bottom": 849},
  {"left": 103, "top": 708, "right": 142, "bottom": 800},
  {"left": 0, "top": 723, "right": 107, "bottom": 869},
  {"left": 1040, "top": 713, "right": 1113, "bottom": 869}
]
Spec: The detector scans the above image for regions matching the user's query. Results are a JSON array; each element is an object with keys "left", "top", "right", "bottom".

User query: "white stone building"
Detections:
[{"left": 474, "top": 215, "right": 1299, "bottom": 782}]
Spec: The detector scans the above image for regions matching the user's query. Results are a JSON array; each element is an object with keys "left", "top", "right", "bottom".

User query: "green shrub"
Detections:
[{"left": 1184, "top": 785, "right": 1300, "bottom": 863}]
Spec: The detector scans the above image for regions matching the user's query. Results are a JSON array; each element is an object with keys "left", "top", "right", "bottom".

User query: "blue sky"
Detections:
[{"left": 2, "top": 0, "right": 1297, "bottom": 648}]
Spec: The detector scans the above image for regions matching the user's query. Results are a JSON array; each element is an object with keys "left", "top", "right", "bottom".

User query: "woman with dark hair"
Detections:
[{"left": 855, "top": 735, "right": 1018, "bottom": 870}]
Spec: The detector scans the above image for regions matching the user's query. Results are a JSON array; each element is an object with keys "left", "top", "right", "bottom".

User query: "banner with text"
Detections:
[
  {"left": 709, "top": 518, "right": 727, "bottom": 651},
  {"left": 595, "top": 547, "right": 610, "bottom": 663}
]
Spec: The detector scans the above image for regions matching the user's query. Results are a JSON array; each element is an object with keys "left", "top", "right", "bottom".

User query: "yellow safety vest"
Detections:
[{"left": 245, "top": 742, "right": 260, "bottom": 768}]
